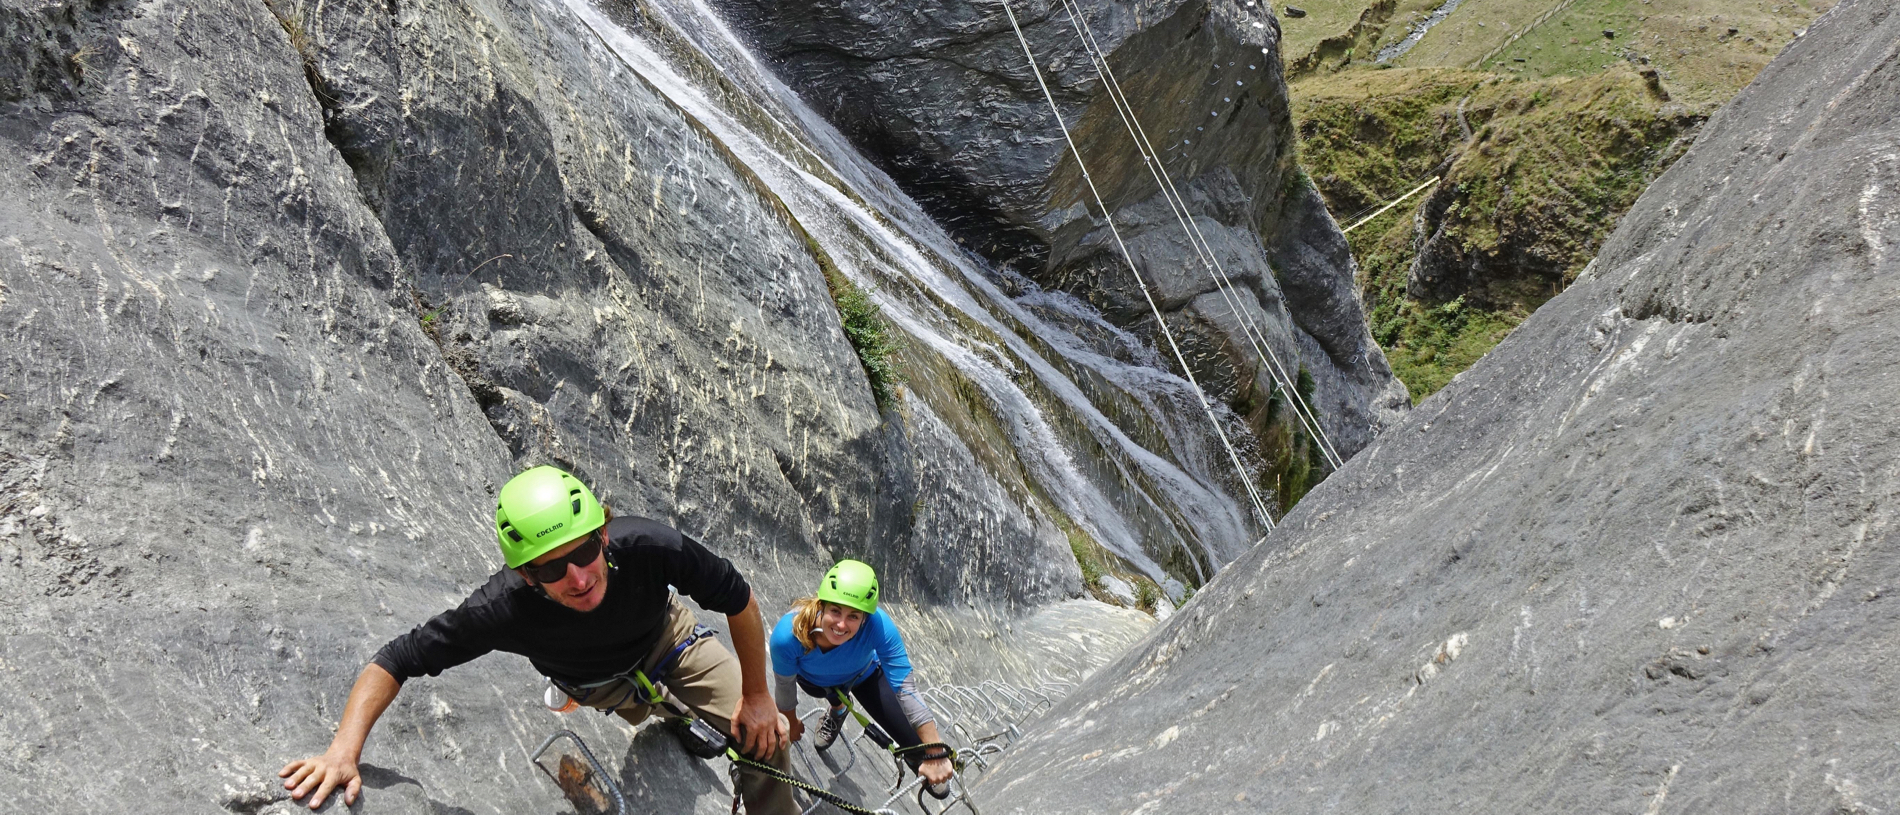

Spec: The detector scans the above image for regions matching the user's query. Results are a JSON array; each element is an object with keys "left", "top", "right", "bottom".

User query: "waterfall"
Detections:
[{"left": 557, "top": 0, "right": 1268, "bottom": 594}]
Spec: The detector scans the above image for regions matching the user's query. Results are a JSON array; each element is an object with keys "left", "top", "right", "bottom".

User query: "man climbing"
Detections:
[{"left": 278, "top": 465, "right": 797, "bottom": 813}]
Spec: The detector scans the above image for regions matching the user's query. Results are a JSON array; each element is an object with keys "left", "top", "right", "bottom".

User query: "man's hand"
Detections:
[
  {"left": 278, "top": 664, "right": 400, "bottom": 810},
  {"left": 725, "top": 592, "right": 787, "bottom": 758},
  {"left": 783, "top": 709, "right": 805, "bottom": 743},
  {"left": 732, "top": 691, "right": 788, "bottom": 758},
  {"left": 279, "top": 748, "right": 362, "bottom": 810}
]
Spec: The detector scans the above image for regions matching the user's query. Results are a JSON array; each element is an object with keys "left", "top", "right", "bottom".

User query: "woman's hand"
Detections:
[
  {"left": 783, "top": 709, "right": 805, "bottom": 742},
  {"left": 919, "top": 755, "right": 953, "bottom": 785}
]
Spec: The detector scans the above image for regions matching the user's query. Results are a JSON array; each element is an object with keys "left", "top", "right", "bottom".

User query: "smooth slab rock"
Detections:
[{"left": 979, "top": 1, "right": 1900, "bottom": 812}]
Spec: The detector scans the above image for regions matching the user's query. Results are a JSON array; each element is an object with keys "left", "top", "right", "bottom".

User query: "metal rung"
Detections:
[
  {"left": 529, "top": 729, "right": 625, "bottom": 815},
  {"left": 775, "top": 676, "right": 1074, "bottom": 814}
]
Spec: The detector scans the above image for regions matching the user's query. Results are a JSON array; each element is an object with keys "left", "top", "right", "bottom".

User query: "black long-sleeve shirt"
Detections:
[{"left": 370, "top": 516, "right": 752, "bottom": 685}]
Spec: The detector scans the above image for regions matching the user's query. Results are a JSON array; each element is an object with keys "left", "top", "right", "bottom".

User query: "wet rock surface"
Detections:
[
  {"left": 980, "top": 0, "right": 1900, "bottom": 811},
  {"left": 718, "top": 0, "right": 1408, "bottom": 462}
]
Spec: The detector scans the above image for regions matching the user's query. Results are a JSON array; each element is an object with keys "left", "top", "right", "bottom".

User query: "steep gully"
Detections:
[{"left": 559, "top": 0, "right": 1260, "bottom": 590}]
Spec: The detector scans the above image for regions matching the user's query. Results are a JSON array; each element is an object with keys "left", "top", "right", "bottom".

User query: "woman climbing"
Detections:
[{"left": 771, "top": 559, "right": 956, "bottom": 798}]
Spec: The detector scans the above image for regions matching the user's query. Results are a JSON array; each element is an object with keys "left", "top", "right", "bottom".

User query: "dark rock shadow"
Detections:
[
  {"left": 357, "top": 764, "right": 477, "bottom": 815},
  {"left": 612, "top": 724, "right": 730, "bottom": 811},
  {"left": 800, "top": 740, "right": 891, "bottom": 808}
]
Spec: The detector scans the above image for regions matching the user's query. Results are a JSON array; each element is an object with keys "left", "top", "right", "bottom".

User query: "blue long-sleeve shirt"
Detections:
[{"left": 769, "top": 607, "right": 912, "bottom": 691}]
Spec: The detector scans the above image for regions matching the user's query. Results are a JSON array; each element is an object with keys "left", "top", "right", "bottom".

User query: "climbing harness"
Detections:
[
  {"left": 999, "top": 0, "right": 1351, "bottom": 491},
  {"left": 554, "top": 623, "right": 719, "bottom": 716},
  {"left": 543, "top": 624, "right": 738, "bottom": 762}
]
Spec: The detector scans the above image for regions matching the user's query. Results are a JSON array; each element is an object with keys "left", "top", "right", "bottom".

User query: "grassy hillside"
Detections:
[{"left": 1279, "top": 0, "right": 1836, "bottom": 400}]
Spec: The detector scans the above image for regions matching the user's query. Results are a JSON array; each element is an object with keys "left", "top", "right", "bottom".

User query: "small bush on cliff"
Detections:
[
  {"left": 1068, "top": 526, "right": 1104, "bottom": 586},
  {"left": 831, "top": 278, "right": 903, "bottom": 407},
  {"left": 803, "top": 235, "right": 905, "bottom": 407}
]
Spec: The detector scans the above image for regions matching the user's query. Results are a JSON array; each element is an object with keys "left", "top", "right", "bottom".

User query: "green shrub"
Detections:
[
  {"left": 1135, "top": 580, "right": 1158, "bottom": 612},
  {"left": 802, "top": 233, "right": 905, "bottom": 407},
  {"left": 831, "top": 280, "right": 904, "bottom": 406},
  {"left": 1068, "top": 526, "right": 1104, "bottom": 586}
]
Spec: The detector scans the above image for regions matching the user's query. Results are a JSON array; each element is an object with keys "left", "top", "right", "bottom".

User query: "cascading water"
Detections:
[
  {"left": 1376, "top": 0, "right": 1468, "bottom": 63},
  {"left": 558, "top": 0, "right": 1269, "bottom": 594}
]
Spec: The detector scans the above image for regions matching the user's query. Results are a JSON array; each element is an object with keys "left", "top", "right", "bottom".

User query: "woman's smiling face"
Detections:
[{"left": 815, "top": 602, "right": 868, "bottom": 649}]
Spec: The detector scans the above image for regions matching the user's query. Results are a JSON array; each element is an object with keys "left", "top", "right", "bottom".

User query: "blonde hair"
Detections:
[{"left": 789, "top": 596, "right": 824, "bottom": 650}]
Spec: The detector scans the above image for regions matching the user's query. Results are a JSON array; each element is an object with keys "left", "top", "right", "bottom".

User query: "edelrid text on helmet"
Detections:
[
  {"left": 816, "top": 559, "right": 879, "bottom": 614},
  {"left": 495, "top": 466, "right": 606, "bottom": 568}
]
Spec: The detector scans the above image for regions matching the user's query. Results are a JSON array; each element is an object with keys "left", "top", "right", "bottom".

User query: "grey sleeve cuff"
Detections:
[
  {"left": 774, "top": 672, "right": 800, "bottom": 711},
  {"left": 896, "top": 676, "right": 935, "bottom": 729}
]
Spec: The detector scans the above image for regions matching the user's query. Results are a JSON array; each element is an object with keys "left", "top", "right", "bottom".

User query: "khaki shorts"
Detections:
[{"left": 571, "top": 595, "right": 798, "bottom": 815}]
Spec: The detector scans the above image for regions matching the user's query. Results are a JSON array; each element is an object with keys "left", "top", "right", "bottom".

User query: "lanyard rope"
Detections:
[{"left": 724, "top": 748, "right": 908, "bottom": 815}]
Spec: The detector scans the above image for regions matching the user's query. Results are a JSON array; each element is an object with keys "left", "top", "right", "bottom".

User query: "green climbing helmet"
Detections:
[
  {"left": 495, "top": 466, "right": 606, "bottom": 568},
  {"left": 817, "top": 559, "right": 879, "bottom": 614}
]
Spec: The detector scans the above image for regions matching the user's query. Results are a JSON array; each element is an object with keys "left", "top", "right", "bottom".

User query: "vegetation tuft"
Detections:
[
  {"left": 1068, "top": 525, "right": 1105, "bottom": 587},
  {"left": 803, "top": 235, "right": 905, "bottom": 407},
  {"left": 831, "top": 277, "right": 904, "bottom": 407},
  {"left": 1261, "top": 365, "right": 1329, "bottom": 509},
  {"left": 1134, "top": 580, "right": 1159, "bottom": 612},
  {"left": 1056, "top": 512, "right": 1171, "bottom": 615}
]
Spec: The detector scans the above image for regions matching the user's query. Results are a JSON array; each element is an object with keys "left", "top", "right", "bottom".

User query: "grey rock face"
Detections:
[
  {"left": 980, "top": 1, "right": 1900, "bottom": 811},
  {"left": 718, "top": 0, "right": 1408, "bottom": 464},
  {"left": 0, "top": 0, "right": 1157, "bottom": 811}
]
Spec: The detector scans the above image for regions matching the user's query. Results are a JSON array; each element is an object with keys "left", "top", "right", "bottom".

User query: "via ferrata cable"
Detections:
[
  {"left": 1049, "top": 0, "right": 1346, "bottom": 470},
  {"left": 997, "top": 0, "right": 1278, "bottom": 531}
]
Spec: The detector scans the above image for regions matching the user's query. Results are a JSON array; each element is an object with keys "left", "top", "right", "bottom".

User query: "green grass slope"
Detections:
[{"left": 1279, "top": 0, "right": 1836, "bottom": 400}]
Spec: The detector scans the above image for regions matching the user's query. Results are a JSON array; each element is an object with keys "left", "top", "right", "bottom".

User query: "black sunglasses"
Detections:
[{"left": 520, "top": 534, "right": 604, "bottom": 583}]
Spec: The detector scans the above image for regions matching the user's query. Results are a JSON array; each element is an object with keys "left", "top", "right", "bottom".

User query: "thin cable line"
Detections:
[
  {"left": 998, "top": 0, "right": 1276, "bottom": 531},
  {"left": 1050, "top": 0, "right": 1345, "bottom": 469},
  {"left": 1343, "top": 175, "right": 1440, "bottom": 233},
  {"left": 1052, "top": 0, "right": 1341, "bottom": 468}
]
